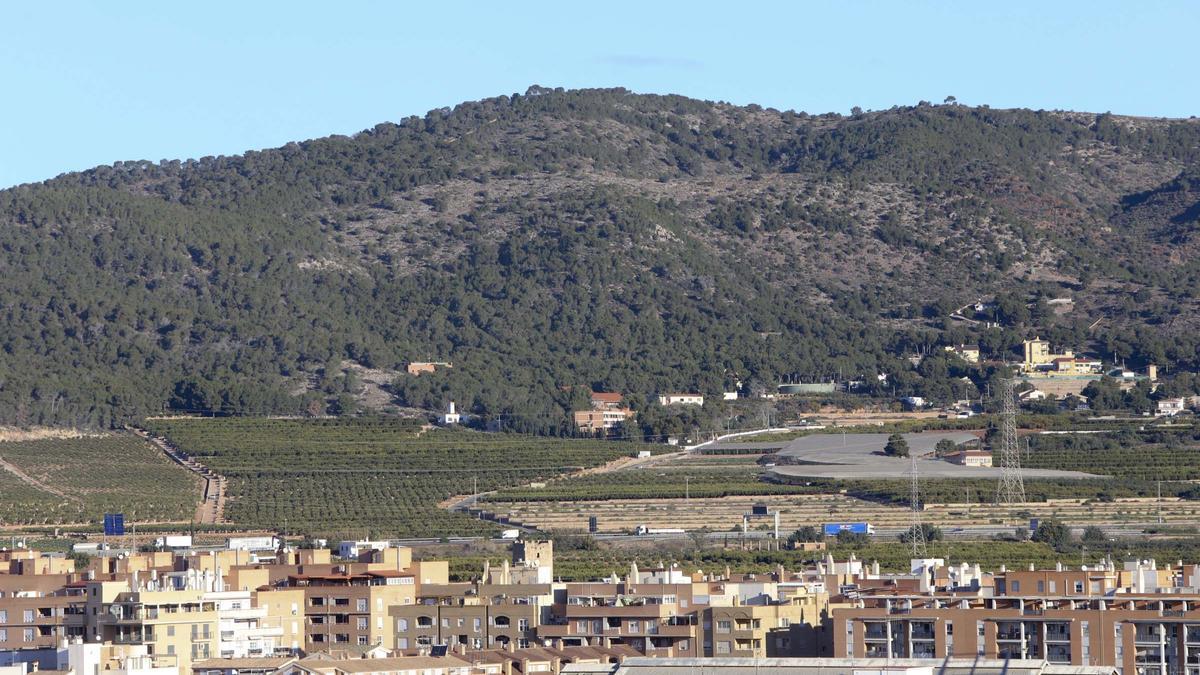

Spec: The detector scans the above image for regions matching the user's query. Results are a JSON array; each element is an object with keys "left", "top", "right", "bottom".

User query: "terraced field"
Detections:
[
  {"left": 0, "top": 434, "right": 200, "bottom": 525},
  {"left": 142, "top": 417, "right": 646, "bottom": 539},
  {"left": 485, "top": 491, "right": 1200, "bottom": 534}
]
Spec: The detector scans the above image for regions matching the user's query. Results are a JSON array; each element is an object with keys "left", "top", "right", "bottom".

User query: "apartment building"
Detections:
[
  {"left": 542, "top": 568, "right": 829, "bottom": 659},
  {"left": 0, "top": 575, "right": 86, "bottom": 653},
  {"left": 833, "top": 559, "right": 1200, "bottom": 675},
  {"left": 287, "top": 571, "right": 415, "bottom": 650},
  {"left": 87, "top": 581, "right": 220, "bottom": 671},
  {"left": 390, "top": 583, "right": 549, "bottom": 650}
]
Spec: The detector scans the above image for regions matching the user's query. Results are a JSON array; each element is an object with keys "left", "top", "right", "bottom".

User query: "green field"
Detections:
[
  {"left": 0, "top": 435, "right": 199, "bottom": 525},
  {"left": 142, "top": 417, "right": 646, "bottom": 538},
  {"left": 1024, "top": 433, "right": 1200, "bottom": 481}
]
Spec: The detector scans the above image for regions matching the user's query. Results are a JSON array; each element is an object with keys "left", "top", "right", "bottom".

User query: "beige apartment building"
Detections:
[{"left": 87, "top": 582, "right": 220, "bottom": 671}]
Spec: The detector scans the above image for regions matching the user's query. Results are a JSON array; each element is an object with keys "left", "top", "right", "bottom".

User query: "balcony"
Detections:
[
  {"left": 1136, "top": 630, "right": 1164, "bottom": 645},
  {"left": 913, "top": 644, "right": 937, "bottom": 659},
  {"left": 563, "top": 605, "right": 666, "bottom": 619},
  {"left": 654, "top": 624, "right": 697, "bottom": 637},
  {"left": 221, "top": 607, "right": 268, "bottom": 621},
  {"left": 910, "top": 624, "right": 936, "bottom": 640},
  {"left": 1047, "top": 645, "right": 1072, "bottom": 664}
]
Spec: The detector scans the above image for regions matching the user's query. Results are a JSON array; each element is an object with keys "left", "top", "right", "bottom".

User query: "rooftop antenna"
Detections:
[
  {"left": 995, "top": 377, "right": 1026, "bottom": 505},
  {"left": 909, "top": 453, "right": 927, "bottom": 558}
]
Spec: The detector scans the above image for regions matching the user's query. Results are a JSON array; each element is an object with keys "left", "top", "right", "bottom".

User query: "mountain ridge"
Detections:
[{"left": 2, "top": 86, "right": 1199, "bottom": 429}]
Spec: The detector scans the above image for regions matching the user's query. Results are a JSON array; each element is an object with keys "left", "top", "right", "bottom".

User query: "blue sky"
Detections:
[{"left": 2, "top": 1, "right": 1197, "bottom": 188}]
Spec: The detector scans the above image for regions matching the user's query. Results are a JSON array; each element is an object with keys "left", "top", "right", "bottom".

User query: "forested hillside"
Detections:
[{"left": 2, "top": 86, "right": 1200, "bottom": 429}]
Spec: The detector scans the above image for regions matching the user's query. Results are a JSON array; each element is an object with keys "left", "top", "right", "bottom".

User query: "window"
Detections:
[
  {"left": 166, "top": 645, "right": 175, "bottom": 656},
  {"left": 441, "top": 617, "right": 449, "bottom": 628},
  {"left": 357, "top": 636, "right": 368, "bottom": 645},
  {"left": 1049, "top": 581, "right": 1057, "bottom": 593},
  {"left": 23, "top": 629, "right": 34, "bottom": 643},
  {"left": 1074, "top": 582, "right": 1084, "bottom": 593},
  {"left": 1037, "top": 581, "right": 1045, "bottom": 593},
  {"left": 1011, "top": 581, "right": 1020, "bottom": 593},
  {"left": 518, "top": 618, "right": 529, "bottom": 631},
  {"left": 167, "top": 626, "right": 174, "bottom": 637},
  {"left": 356, "top": 599, "right": 368, "bottom": 612},
  {"left": 628, "top": 620, "right": 640, "bottom": 633},
  {"left": 335, "top": 634, "right": 349, "bottom": 643},
  {"left": 0, "top": 610, "right": 6, "bottom": 623},
  {"left": 311, "top": 597, "right": 324, "bottom": 606},
  {"left": 397, "top": 638, "right": 408, "bottom": 649},
  {"left": 717, "top": 641, "right": 731, "bottom": 654},
  {"left": 473, "top": 618, "right": 481, "bottom": 632},
  {"left": 717, "top": 620, "right": 732, "bottom": 634},
  {"left": 0, "top": 629, "right": 7, "bottom": 642},
  {"left": 356, "top": 617, "right": 367, "bottom": 630},
  {"left": 679, "top": 639, "right": 689, "bottom": 651},
  {"left": 397, "top": 618, "right": 408, "bottom": 632},
  {"left": 780, "top": 618, "right": 790, "bottom": 628},
  {"left": 22, "top": 610, "right": 33, "bottom": 623}
]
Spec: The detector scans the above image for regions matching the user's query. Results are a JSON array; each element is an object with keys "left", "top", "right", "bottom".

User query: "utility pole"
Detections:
[
  {"left": 685, "top": 476, "right": 690, "bottom": 502},
  {"left": 1157, "top": 481, "right": 1163, "bottom": 524}
]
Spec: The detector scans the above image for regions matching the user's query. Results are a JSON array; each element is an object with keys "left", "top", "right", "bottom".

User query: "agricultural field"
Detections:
[
  {"left": 0, "top": 434, "right": 200, "bottom": 525},
  {"left": 481, "top": 438, "right": 1200, "bottom": 535},
  {"left": 483, "top": 489, "right": 1200, "bottom": 535},
  {"left": 487, "top": 467, "right": 818, "bottom": 502},
  {"left": 142, "top": 417, "right": 647, "bottom": 539},
  {"left": 1024, "top": 432, "right": 1200, "bottom": 481}
]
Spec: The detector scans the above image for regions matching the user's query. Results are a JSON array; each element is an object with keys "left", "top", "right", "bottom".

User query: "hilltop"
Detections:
[{"left": 2, "top": 87, "right": 1200, "bottom": 429}]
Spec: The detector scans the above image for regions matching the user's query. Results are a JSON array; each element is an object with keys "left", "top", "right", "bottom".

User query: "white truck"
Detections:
[
  {"left": 154, "top": 535, "right": 193, "bottom": 549},
  {"left": 635, "top": 525, "right": 686, "bottom": 536},
  {"left": 499, "top": 529, "right": 521, "bottom": 540}
]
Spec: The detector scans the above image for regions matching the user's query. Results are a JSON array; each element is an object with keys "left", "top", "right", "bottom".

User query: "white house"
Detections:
[
  {"left": 946, "top": 450, "right": 993, "bottom": 467},
  {"left": 438, "top": 401, "right": 461, "bottom": 425},
  {"left": 659, "top": 393, "right": 704, "bottom": 406},
  {"left": 1157, "top": 398, "right": 1188, "bottom": 417}
]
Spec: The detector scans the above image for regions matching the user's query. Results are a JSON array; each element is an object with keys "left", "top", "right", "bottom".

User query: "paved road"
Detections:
[{"left": 753, "top": 432, "right": 1105, "bottom": 480}]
